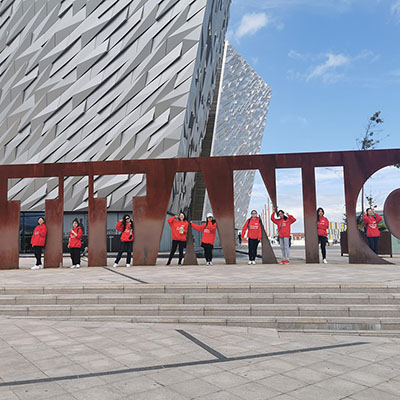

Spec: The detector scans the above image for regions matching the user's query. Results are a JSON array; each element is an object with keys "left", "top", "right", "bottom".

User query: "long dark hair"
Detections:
[
  {"left": 37, "top": 217, "right": 45, "bottom": 224},
  {"left": 317, "top": 207, "right": 324, "bottom": 221},
  {"left": 72, "top": 218, "right": 80, "bottom": 227},
  {"left": 206, "top": 218, "right": 216, "bottom": 227},
  {"left": 365, "top": 208, "right": 376, "bottom": 220},
  {"left": 278, "top": 210, "right": 288, "bottom": 221},
  {"left": 122, "top": 215, "right": 132, "bottom": 230},
  {"left": 178, "top": 211, "right": 187, "bottom": 221}
]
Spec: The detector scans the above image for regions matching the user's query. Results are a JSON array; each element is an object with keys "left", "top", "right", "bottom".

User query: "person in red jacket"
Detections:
[
  {"left": 167, "top": 212, "right": 189, "bottom": 265},
  {"left": 68, "top": 219, "right": 83, "bottom": 269},
  {"left": 363, "top": 208, "right": 383, "bottom": 254},
  {"left": 242, "top": 210, "right": 262, "bottom": 265},
  {"left": 271, "top": 207, "right": 296, "bottom": 264},
  {"left": 317, "top": 207, "right": 329, "bottom": 264},
  {"left": 113, "top": 215, "right": 134, "bottom": 268},
  {"left": 191, "top": 213, "right": 217, "bottom": 266},
  {"left": 31, "top": 217, "right": 47, "bottom": 270}
]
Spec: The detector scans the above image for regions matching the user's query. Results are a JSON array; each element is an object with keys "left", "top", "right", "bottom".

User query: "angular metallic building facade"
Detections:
[
  {"left": 202, "top": 42, "right": 271, "bottom": 228},
  {"left": 0, "top": 0, "right": 230, "bottom": 212},
  {"left": 0, "top": 1, "right": 270, "bottom": 233}
]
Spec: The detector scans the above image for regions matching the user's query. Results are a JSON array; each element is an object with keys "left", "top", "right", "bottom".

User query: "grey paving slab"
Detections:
[
  {"left": 288, "top": 384, "right": 344, "bottom": 400},
  {"left": 11, "top": 382, "right": 67, "bottom": 400},
  {"left": 374, "top": 379, "right": 400, "bottom": 397},
  {"left": 110, "top": 375, "right": 161, "bottom": 395},
  {"left": 147, "top": 369, "right": 196, "bottom": 386},
  {"left": 0, "top": 390, "right": 20, "bottom": 400},
  {"left": 282, "top": 367, "right": 333, "bottom": 384},
  {"left": 201, "top": 370, "right": 251, "bottom": 389},
  {"left": 350, "top": 387, "right": 400, "bottom": 400},
  {"left": 258, "top": 374, "right": 307, "bottom": 393},
  {"left": 127, "top": 386, "right": 189, "bottom": 400},
  {"left": 167, "top": 378, "right": 221, "bottom": 398},
  {"left": 227, "top": 381, "right": 281, "bottom": 399},
  {"left": 194, "top": 391, "right": 244, "bottom": 400},
  {"left": 227, "top": 364, "right": 276, "bottom": 381},
  {"left": 337, "top": 368, "right": 388, "bottom": 387},
  {"left": 313, "top": 376, "right": 367, "bottom": 397}
]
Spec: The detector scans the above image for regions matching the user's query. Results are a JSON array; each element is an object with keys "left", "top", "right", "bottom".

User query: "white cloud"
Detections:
[
  {"left": 235, "top": 13, "right": 269, "bottom": 39},
  {"left": 287, "top": 50, "right": 379, "bottom": 84},
  {"left": 391, "top": 0, "right": 400, "bottom": 20},
  {"left": 233, "top": 0, "right": 359, "bottom": 14},
  {"left": 307, "top": 53, "right": 350, "bottom": 81},
  {"left": 288, "top": 50, "right": 305, "bottom": 60}
]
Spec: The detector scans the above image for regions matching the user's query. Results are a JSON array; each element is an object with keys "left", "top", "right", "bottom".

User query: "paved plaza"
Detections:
[
  {"left": 0, "top": 247, "right": 399, "bottom": 399},
  {"left": 1, "top": 318, "right": 400, "bottom": 399}
]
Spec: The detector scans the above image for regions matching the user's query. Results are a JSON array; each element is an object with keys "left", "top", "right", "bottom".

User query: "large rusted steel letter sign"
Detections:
[{"left": 0, "top": 149, "right": 398, "bottom": 269}]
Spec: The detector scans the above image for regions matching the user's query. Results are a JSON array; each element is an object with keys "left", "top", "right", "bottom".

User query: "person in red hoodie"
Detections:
[
  {"left": 363, "top": 208, "right": 383, "bottom": 254},
  {"left": 68, "top": 219, "right": 83, "bottom": 269},
  {"left": 271, "top": 207, "right": 296, "bottom": 264},
  {"left": 31, "top": 217, "right": 47, "bottom": 270},
  {"left": 317, "top": 207, "right": 329, "bottom": 264},
  {"left": 113, "top": 215, "right": 134, "bottom": 268},
  {"left": 167, "top": 212, "right": 189, "bottom": 265},
  {"left": 242, "top": 210, "right": 262, "bottom": 265},
  {"left": 191, "top": 213, "right": 217, "bottom": 266}
]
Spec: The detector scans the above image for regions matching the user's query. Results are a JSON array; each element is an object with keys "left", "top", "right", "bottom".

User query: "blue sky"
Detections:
[{"left": 227, "top": 0, "right": 400, "bottom": 231}]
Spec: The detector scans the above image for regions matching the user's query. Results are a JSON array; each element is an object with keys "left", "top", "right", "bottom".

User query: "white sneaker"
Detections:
[
  {"left": 248, "top": 261, "right": 252, "bottom": 265},
  {"left": 252, "top": 261, "right": 256, "bottom": 265},
  {"left": 70, "top": 265, "right": 76, "bottom": 269},
  {"left": 31, "top": 265, "right": 43, "bottom": 270},
  {"left": 126, "top": 264, "right": 130, "bottom": 268},
  {"left": 209, "top": 261, "right": 213, "bottom": 266},
  {"left": 113, "top": 263, "right": 118, "bottom": 268},
  {"left": 75, "top": 264, "right": 80, "bottom": 269},
  {"left": 323, "top": 259, "right": 328, "bottom": 264}
]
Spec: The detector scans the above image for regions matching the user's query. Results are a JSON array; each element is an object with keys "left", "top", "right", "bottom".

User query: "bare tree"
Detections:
[{"left": 356, "top": 111, "right": 386, "bottom": 214}]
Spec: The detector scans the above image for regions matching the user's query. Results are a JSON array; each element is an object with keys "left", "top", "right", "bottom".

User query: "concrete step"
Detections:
[
  {"left": 7, "top": 315, "right": 400, "bottom": 331},
  {"left": 0, "top": 304, "right": 399, "bottom": 318},
  {"left": 1, "top": 283, "right": 400, "bottom": 295},
  {"left": 1, "top": 283, "right": 400, "bottom": 333},
  {"left": 0, "top": 293, "right": 400, "bottom": 305}
]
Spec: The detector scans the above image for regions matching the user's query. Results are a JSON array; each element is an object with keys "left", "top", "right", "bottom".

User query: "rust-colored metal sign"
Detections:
[{"left": 0, "top": 149, "right": 399, "bottom": 269}]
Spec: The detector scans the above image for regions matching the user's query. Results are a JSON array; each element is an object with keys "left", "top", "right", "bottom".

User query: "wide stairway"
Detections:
[{"left": 1, "top": 283, "right": 399, "bottom": 334}]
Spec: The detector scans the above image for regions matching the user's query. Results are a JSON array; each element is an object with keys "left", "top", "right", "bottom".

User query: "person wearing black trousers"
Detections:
[
  {"left": 167, "top": 213, "right": 189, "bottom": 265},
  {"left": 30, "top": 217, "right": 47, "bottom": 270},
  {"left": 317, "top": 208, "right": 329, "bottom": 264},
  {"left": 191, "top": 213, "right": 217, "bottom": 266},
  {"left": 113, "top": 215, "right": 134, "bottom": 267},
  {"left": 68, "top": 219, "right": 83, "bottom": 269},
  {"left": 241, "top": 210, "right": 262, "bottom": 265}
]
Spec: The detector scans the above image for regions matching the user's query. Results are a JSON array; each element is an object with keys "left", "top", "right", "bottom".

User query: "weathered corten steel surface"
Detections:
[
  {"left": 0, "top": 148, "right": 399, "bottom": 269},
  {"left": 88, "top": 176, "right": 107, "bottom": 267},
  {"left": 132, "top": 161, "right": 176, "bottom": 266},
  {"left": 259, "top": 162, "right": 278, "bottom": 264},
  {"left": 0, "top": 179, "right": 20, "bottom": 269},
  {"left": 42, "top": 177, "right": 64, "bottom": 268},
  {"left": 384, "top": 189, "right": 400, "bottom": 241},
  {"left": 183, "top": 224, "right": 198, "bottom": 266},
  {"left": 88, "top": 198, "right": 107, "bottom": 267},
  {"left": 302, "top": 165, "right": 319, "bottom": 263}
]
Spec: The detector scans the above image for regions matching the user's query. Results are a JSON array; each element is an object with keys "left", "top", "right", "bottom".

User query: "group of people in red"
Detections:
[
  {"left": 241, "top": 206, "right": 383, "bottom": 264},
  {"left": 241, "top": 208, "right": 297, "bottom": 264},
  {"left": 29, "top": 206, "right": 383, "bottom": 269},
  {"left": 31, "top": 217, "right": 83, "bottom": 269},
  {"left": 166, "top": 213, "right": 217, "bottom": 266}
]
